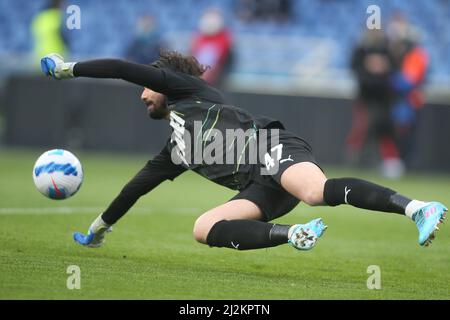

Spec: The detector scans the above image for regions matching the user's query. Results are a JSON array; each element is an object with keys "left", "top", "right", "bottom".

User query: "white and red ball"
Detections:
[{"left": 32, "top": 149, "right": 83, "bottom": 200}]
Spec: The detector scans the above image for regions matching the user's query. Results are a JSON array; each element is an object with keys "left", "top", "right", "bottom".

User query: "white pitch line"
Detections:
[
  {"left": 0, "top": 207, "right": 200, "bottom": 215},
  {"left": 0, "top": 207, "right": 104, "bottom": 215}
]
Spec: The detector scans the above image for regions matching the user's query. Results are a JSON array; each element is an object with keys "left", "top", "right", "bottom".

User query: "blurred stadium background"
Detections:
[
  {"left": 0, "top": 0, "right": 449, "bottom": 171},
  {"left": 0, "top": 0, "right": 449, "bottom": 299}
]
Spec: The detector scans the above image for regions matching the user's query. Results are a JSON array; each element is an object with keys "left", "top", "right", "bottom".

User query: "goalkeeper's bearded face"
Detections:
[{"left": 141, "top": 88, "right": 169, "bottom": 120}]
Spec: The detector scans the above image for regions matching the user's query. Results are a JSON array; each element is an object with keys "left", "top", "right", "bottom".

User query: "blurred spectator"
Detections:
[
  {"left": 237, "top": 0, "right": 291, "bottom": 23},
  {"left": 388, "top": 13, "right": 429, "bottom": 167},
  {"left": 190, "top": 8, "right": 233, "bottom": 87},
  {"left": 31, "top": 0, "right": 68, "bottom": 62},
  {"left": 125, "top": 15, "right": 165, "bottom": 64},
  {"left": 346, "top": 29, "right": 402, "bottom": 178}
]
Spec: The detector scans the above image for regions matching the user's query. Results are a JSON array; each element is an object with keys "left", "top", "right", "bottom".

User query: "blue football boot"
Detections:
[{"left": 412, "top": 202, "right": 447, "bottom": 246}]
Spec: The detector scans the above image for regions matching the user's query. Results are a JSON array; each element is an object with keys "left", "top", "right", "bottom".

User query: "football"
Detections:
[{"left": 32, "top": 149, "right": 83, "bottom": 200}]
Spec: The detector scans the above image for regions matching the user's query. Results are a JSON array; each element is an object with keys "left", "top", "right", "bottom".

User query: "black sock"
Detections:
[
  {"left": 323, "top": 178, "right": 412, "bottom": 214},
  {"left": 206, "top": 220, "right": 290, "bottom": 250}
]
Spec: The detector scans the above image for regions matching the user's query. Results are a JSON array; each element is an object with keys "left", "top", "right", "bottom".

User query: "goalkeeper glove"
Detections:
[
  {"left": 41, "top": 53, "right": 76, "bottom": 80},
  {"left": 73, "top": 214, "right": 113, "bottom": 248}
]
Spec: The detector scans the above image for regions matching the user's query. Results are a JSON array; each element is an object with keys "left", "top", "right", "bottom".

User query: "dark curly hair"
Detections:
[{"left": 151, "top": 49, "right": 209, "bottom": 77}]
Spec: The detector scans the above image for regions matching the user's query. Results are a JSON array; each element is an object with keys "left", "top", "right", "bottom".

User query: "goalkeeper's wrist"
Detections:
[
  {"left": 57, "top": 62, "right": 77, "bottom": 79},
  {"left": 90, "top": 214, "right": 112, "bottom": 233}
]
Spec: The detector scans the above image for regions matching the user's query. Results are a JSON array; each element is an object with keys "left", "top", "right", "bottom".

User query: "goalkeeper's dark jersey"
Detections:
[
  {"left": 167, "top": 99, "right": 284, "bottom": 190},
  {"left": 74, "top": 59, "right": 283, "bottom": 190}
]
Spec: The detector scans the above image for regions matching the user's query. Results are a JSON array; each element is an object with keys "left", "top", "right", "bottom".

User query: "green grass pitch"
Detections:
[{"left": 0, "top": 148, "right": 449, "bottom": 299}]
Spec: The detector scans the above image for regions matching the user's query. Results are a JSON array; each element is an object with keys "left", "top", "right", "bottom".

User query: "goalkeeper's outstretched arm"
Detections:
[
  {"left": 41, "top": 53, "right": 181, "bottom": 96},
  {"left": 70, "top": 134, "right": 186, "bottom": 248}
]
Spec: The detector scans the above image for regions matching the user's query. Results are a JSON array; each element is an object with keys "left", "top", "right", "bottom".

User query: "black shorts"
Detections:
[
  {"left": 230, "top": 181, "right": 300, "bottom": 221},
  {"left": 229, "top": 130, "right": 322, "bottom": 221}
]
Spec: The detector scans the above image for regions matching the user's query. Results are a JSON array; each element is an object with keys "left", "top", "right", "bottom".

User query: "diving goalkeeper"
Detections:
[{"left": 40, "top": 51, "right": 447, "bottom": 251}]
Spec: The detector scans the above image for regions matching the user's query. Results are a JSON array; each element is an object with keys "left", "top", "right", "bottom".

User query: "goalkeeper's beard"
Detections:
[{"left": 148, "top": 101, "right": 169, "bottom": 120}]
